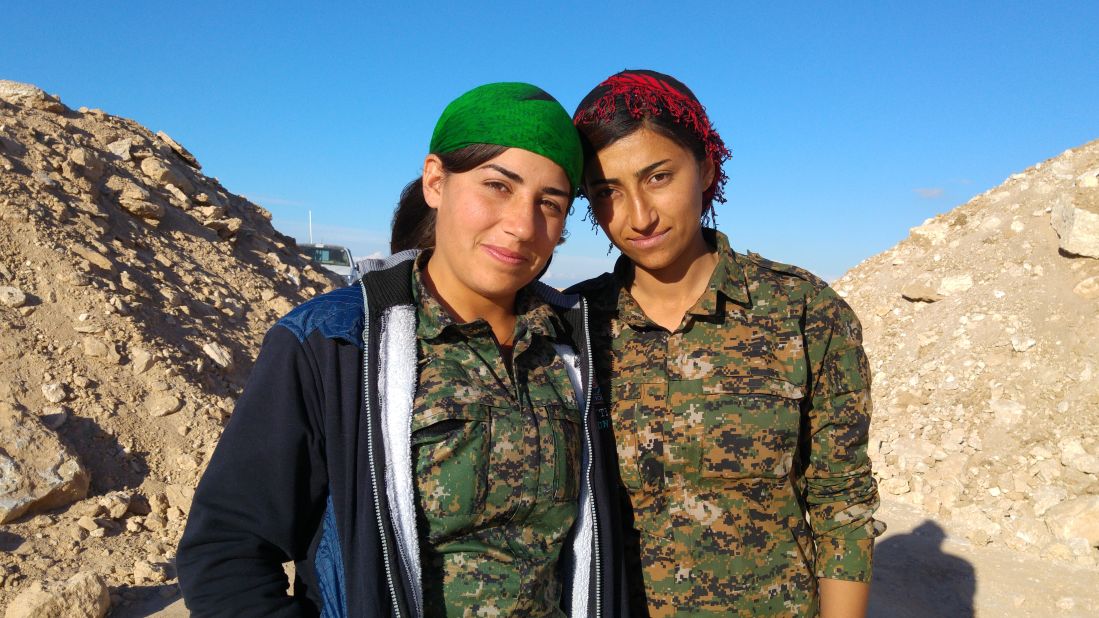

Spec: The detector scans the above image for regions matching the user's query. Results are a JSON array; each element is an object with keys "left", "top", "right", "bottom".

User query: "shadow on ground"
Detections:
[
  {"left": 869, "top": 520, "right": 976, "bottom": 618},
  {"left": 108, "top": 584, "right": 185, "bottom": 617}
]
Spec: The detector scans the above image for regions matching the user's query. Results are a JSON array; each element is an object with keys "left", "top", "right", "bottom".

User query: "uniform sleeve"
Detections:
[
  {"left": 802, "top": 287, "right": 885, "bottom": 583},
  {"left": 177, "top": 325, "right": 329, "bottom": 616}
]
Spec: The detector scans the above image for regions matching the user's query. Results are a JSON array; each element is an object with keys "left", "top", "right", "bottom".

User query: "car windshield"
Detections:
[{"left": 307, "top": 247, "right": 350, "bottom": 267}]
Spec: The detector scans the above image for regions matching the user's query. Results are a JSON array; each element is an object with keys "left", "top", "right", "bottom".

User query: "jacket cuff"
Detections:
[{"left": 814, "top": 527, "right": 883, "bottom": 583}]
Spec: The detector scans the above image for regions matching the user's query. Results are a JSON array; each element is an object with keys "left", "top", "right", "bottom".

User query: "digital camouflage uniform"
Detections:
[
  {"left": 411, "top": 260, "right": 583, "bottom": 617},
  {"left": 575, "top": 230, "right": 884, "bottom": 617}
]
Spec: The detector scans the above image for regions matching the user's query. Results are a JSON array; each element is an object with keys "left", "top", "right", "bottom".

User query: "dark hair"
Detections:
[
  {"left": 572, "top": 70, "right": 730, "bottom": 227},
  {"left": 390, "top": 144, "right": 506, "bottom": 253},
  {"left": 390, "top": 143, "right": 573, "bottom": 253}
]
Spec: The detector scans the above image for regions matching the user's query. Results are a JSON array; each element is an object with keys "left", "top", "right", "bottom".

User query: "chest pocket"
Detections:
[
  {"left": 542, "top": 403, "right": 582, "bottom": 503},
  {"left": 699, "top": 374, "right": 805, "bottom": 480},
  {"left": 411, "top": 402, "right": 492, "bottom": 523}
]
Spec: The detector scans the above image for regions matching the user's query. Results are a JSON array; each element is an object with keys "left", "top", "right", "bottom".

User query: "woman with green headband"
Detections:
[{"left": 178, "top": 83, "right": 628, "bottom": 617}]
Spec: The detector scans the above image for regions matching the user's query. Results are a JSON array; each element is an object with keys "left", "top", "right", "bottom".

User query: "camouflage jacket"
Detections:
[
  {"left": 411, "top": 259, "right": 582, "bottom": 617},
  {"left": 179, "top": 253, "right": 631, "bottom": 618},
  {"left": 569, "top": 230, "right": 885, "bottom": 617}
]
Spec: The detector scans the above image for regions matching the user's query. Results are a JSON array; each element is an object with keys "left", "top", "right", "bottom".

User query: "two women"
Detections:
[
  {"left": 569, "top": 69, "right": 884, "bottom": 617},
  {"left": 177, "top": 83, "right": 625, "bottom": 617}
]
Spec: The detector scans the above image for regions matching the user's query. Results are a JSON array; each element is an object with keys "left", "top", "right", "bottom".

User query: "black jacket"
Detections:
[{"left": 177, "top": 254, "right": 629, "bottom": 617}]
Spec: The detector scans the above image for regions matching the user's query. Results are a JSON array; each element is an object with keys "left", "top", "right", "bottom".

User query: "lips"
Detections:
[
  {"left": 628, "top": 228, "right": 670, "bottom": 250},
  {"left": 482, "top": 244, "right": 528, "bottom": 266}
]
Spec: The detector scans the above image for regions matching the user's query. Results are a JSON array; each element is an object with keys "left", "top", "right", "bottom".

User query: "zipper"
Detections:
[
  {"left": 581, "top": 298, "right": 602, "bottom": 617},
  {"left": 360, "top": 280, "right": 403, "bottom": 618}
]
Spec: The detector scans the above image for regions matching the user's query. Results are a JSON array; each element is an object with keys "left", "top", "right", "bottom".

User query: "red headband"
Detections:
[{"left": 574, "top": 71, "right": 731, "bottom": 206}]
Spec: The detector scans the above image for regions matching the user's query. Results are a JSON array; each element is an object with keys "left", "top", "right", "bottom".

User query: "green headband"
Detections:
[{"left": 429, "top": 82, "right": 583, "bottom": 192}]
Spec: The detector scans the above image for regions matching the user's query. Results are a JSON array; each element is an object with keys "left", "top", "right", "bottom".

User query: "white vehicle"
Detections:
[{"left": 299, "top": 243, "right": 359, "bottom": 284}]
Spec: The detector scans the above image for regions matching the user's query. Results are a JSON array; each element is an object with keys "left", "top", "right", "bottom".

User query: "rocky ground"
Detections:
[
  {"left": 834, "top": 138, "right": 1099, "bottom": 570},
  {"left": 0, "top": 80, "right": 337, "bottom": 615},
  {"left": 1, "top": 78, "right": 1097, "bottom": 616}
]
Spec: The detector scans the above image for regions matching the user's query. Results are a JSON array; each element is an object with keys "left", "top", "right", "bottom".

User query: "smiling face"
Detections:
[
  {"left": 585, "top": 127, "right": 715, "bottom": 278},
  {"left": 423, "top": 146, "right": 570, "bottom": 313}
]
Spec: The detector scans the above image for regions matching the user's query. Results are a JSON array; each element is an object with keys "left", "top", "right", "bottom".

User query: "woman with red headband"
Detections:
[{"left": 568, "top": 69, "right": 885, "bottom": 617}]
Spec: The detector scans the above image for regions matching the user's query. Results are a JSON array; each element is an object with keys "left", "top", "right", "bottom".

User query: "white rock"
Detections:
[
  {"left": 202, "top": 342, "right": 233, "bottom": 369},
  {"left": 937, "top": 274, "right": 974, "bottom": 296},
  {"left": 0, "top": 286, "right": 27, "bottom": 308},
  {"left": 1044, "top": 495, "right": 1099, "bottom": 545},
  {"left": 3, "top": 572, "right": 109, "bottom": 618},
  {"left": 1073, "top": 275, "right": 1099, "bottom": 299},
  {"left": 1010, "top": 336, "right": 1036, "bottom": 352},
  {"left": 1050, "top": 193, "right": 1099, "bottom": 258},
  {"left": 1078, "top": 168, "right": 1099, "bottom": 188},
  {"left": 989, "top": 399, "right": 1025, "bottom": 426},
  {"left": 145, "top": 395, "right": 182, "bottom": 417},
  {"left": 106, "top": 138, "right": 133, "bottom": 161},
  {"left": 0, "top": 80, "right": 66, "bottom": 113},
  {"left": 0, "top": 404, "right": 89, "bottom": 523},
  {"left": 40, "top": 383, "right": 67, "bottom": 404},
  {"left": 130, "top": 347, "right": 155, "bottom": 375}
]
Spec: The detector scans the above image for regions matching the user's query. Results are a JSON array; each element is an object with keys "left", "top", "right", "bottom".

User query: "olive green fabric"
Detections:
[
  {"left": 409, "top": 256, "right": 582, "bottom": 616},
  {"left": 429, "top": 82, "right": 583, "bottom": 191},
  {"left": 577, "top": 230, "right": 885, "bottom": 617}
]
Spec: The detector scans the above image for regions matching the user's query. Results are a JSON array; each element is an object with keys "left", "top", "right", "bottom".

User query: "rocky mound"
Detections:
[
  {"left": 835, "top": 139, "right": 1099, "bottom": 567},
  {"left": 0, "top": 80, "right": 338, "bottom": 613}
]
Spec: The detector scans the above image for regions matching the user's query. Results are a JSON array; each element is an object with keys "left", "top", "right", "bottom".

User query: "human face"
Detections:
[
  {"left": 423, "top": 147, "right": 570, "bottom": 310},
  {"left": 584, "top": 127, "right": 715, "bottom": 277}
]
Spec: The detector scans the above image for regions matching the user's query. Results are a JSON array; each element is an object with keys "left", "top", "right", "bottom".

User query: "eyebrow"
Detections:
[
  {"left": 482, "top": 163, "right": 571, "bottom": 198},
  {"left": 588, "top": 159, "right": 672, "bottom": 188}
]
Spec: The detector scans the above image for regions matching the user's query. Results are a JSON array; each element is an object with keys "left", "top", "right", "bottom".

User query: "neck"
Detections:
[
  {"left": 424, "top": 257, "right": 517, "bottom": 344},
  {"left": 628, "top": 229, "right": 718, "bottom": 330}
]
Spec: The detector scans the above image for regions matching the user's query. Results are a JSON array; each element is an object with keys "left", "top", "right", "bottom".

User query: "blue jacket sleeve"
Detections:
[{"left": 177, "top": 325, "right": 330, "bottom": 616}]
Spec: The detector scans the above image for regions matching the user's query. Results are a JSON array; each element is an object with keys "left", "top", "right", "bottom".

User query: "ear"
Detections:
[
  {"left": 699, "top": 157, "right": 716, "bottom": 193},
  {"left": 422, "top": 154, "right": 446, "bottom": 209}
]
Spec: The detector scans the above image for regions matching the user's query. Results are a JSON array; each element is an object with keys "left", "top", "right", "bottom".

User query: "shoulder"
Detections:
[
  {"left": 275, "top": 285, "right": 366, "bottom": 345},
  {"left": 563, "top": 272, "right": 616, "bottom": 297},
  {"left": 739, "top": 251, "right": 857, "bottom": 324},
  {"left": 742, "top": 251, "right": 828, "bottom": 291}
]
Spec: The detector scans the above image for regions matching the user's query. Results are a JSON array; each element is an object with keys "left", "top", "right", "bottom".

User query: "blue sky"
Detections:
[{"left": 5, "top": 2, "right": 1097, "bottom": 284}]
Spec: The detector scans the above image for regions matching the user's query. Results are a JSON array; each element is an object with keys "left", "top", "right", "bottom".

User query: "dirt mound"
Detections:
[
  {"left": 0, "top": 80, "right": 338, "bottom": 611},
  {"left": 835, "top": 139, "right": 1099, "bottom": 567}
]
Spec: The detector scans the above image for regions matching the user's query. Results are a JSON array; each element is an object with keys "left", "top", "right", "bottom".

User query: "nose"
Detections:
[
  {"left": 626, "top": 192, "right": 656, "bottom": 232},
  {"left": 500, "top": 197, "right": 538, "bottom": 242}
]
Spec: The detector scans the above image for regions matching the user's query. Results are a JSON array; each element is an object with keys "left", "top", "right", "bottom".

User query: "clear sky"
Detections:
[{"left": 5, "top": 2, "right": 1097, "bottom": 284}]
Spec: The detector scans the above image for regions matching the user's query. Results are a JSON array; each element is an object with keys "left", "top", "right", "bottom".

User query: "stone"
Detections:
[
  {"left": 0, "top": 286, "right": 27, "bottom": 308},
  {"left": 133, "top": 560, "right": 168, "bottom": 585},
  {"left": 145, "top": 395, "right": 182, "bottom": 417},
  {"left": 3, "top": 572, "right": 109, "bottom": 618},
  {"left": 202, "top": 342, "right": 233, "bottom": 369},
  {"left": 0, "top": 80, "right": 66, "bottom": 113},
  {"left": 130, "top": 348, "right": 155, "bottom": 375},
  {"left": 901, "top": 282, "right": 943, "bottom": 303},
  {"left": 164, "top": 483, "right": 195, "bottom": 513},
  {"left": 67, "top": 148, "right": 105, "bottom": 181},
  {"left": 1078, "top": 168, "right": 1099, "bottom": 188},
  {"left": 106, "top": 138, "right": 133, "bottom": 161},
  {"left": 82, "top": 337, "right": 109, "bottom": 358},
  {"left": 1071, "top": 453, "right": 1099, "bottom": 475},
  {"left": 156, "top": 131, "right": 201, "bottom": 169},
  {"left": 1044, "top": 495, "right": 1099, "bottom": 546},
  {"left": 937, "top": 274, "right": 974, "bottom": 296},
  {"left": 0, "top": 405, "right": 89, "bottom": 523},
  {"left": 40, "top": 383, "right": 67, "bottom": 404},
  {"left": 99, "top": 491, "right": 131, "bottom": 519},
  {"left": 118, "top": 198, "right": 166, "bottom": 220},
  {"left": 76, "top": 516, "right": 99, "bottom": 532},
  {"left": 1010, "top": 336, "right": 1036, "bottom": 352},
  {"left": 140, "top": 156, "right": 193, "bottom": 195},
  {"left": 71, "top": 245, "right": 113, "bottom": 271},
  {"left": 990, "top": 398, "right": 1025, "bottom": 426},
  {"left": 1051, "top": 193, "right": 1099, "bottom": 258},
  {"left": 1073, "top": 275, "right": 1099, "bottom": 299}
]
